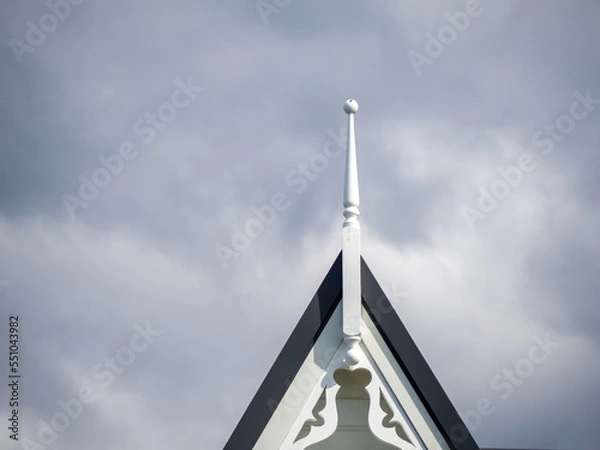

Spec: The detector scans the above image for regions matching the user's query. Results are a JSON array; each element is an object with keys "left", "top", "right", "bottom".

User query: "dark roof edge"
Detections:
[
  {"left": 361, "top": 256, "right": 481, "bottom": 450},
  {"left": 223, "top": 252, "right": 343, "bottom": 450},
  {"left": 224, "top": 253, "right": 483, "bottom": 450}
]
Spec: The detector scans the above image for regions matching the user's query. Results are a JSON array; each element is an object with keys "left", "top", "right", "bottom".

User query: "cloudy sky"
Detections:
[{"left": 1, "top": 0, "right": 599, "bottom": 449}]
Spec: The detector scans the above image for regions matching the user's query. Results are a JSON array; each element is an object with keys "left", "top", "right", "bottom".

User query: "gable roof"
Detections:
[{"left": 224, "top": 252, "right": 482, "bottom": 450}]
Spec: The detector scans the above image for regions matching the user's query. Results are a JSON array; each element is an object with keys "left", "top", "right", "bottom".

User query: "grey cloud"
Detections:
[{"left": 0, "top": 1, "right": 599, "bottom": 449}]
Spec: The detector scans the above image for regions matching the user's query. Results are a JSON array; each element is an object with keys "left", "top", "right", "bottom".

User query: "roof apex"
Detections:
[{"left": 224, "top": 253, "right": 482, "bottom": 450}]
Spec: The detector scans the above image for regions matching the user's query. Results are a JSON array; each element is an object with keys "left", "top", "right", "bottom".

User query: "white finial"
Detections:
[
  {"left": 343, "top": 98, "right": 359, "bottom": 114},
  {"left": 342, "top": 98, "right": 361, "bottom": 366},
  {"left": 343, "top": 99, "right": 360, "bottom": 228}
]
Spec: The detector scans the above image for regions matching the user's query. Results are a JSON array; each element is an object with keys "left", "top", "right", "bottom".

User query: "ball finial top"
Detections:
[{"left": 343, "top": 98, "right": 359, "bottom": 114}]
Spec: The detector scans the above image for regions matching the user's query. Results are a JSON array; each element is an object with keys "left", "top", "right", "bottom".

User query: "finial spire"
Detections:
[
  {"left": 343, "top": 99, "right": 360, "bottom": 227},
  {"left": 342, "top": 98, "right": 361, "bottom": 367}
]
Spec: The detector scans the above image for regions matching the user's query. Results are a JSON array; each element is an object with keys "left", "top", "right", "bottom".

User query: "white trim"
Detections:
[
  {"left": 342, "top": 98, "right": 361, "bottom": 343},
  {"left": 253, "top": 302, "right": 454, "bottom": 450},
  {"left": 252, "top": 304, "right": 343, "bottom": 450},
  {"left": 279, "top": 337, "right": 424, "bottom": 450},
  {"left": 362, "top": 309, "right": 452, "bottom": 450}
]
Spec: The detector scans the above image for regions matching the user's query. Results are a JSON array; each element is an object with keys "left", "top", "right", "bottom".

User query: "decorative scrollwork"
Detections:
[
  {"left": 289, "top": 382, "right": 340, "bottom": 449},
  {"left": 366, "top": 386, "right": 417, "bottom": 450},
  {"left": 279, "top": 342, "right": 425, "bottom": 450}
]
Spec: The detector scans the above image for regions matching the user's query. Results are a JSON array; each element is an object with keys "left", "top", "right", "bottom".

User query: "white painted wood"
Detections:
[
  {"left": 342, "top": 98, "right": 362, "bottom": 348},
  {"left": 362, "top": 308, "right": 452, "bottom": 450},
  {"left": 279, "top": 337, "right": 425, "bottom": 450},
  {"left": 253, "top": 301, "right": 454, "bottom": 450},
  {"left": 342, "top": 226, "right": 361, "bottom": 339},
  {"left": 343, "top": 98, "right": 360, "bottom": 229},
  {"left": 366, "top": 380, "right": 418, "bottom": 450},
  {"left": 287, "top": 370, "right": 341, "bottom": 449},
  {"left": 252, "top": 304, "right": 343, "bottom": 450},
  {"left": 252, "top": 100, "right": 455, "bottom": 450}
]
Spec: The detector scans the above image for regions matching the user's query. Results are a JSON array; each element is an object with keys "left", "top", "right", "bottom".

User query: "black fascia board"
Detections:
[
  {"left": 361, "top": 256, "right": 480, "bottom": 450},
  {"left": 223, "top": 252, "right": 343, "bottom": 449},
  {"left": 224, "top": 252, "right": 482, "bottom": 450}
]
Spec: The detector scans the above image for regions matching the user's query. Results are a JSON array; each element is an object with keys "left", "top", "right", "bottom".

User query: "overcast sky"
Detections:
[{"left": 0, "top": 1, "right": 599, "bottom": 449}]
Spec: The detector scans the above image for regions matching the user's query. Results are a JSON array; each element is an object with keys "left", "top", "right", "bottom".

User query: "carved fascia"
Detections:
[{"left": 279, "top": 340, "right": 426, "bottom": 450}]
